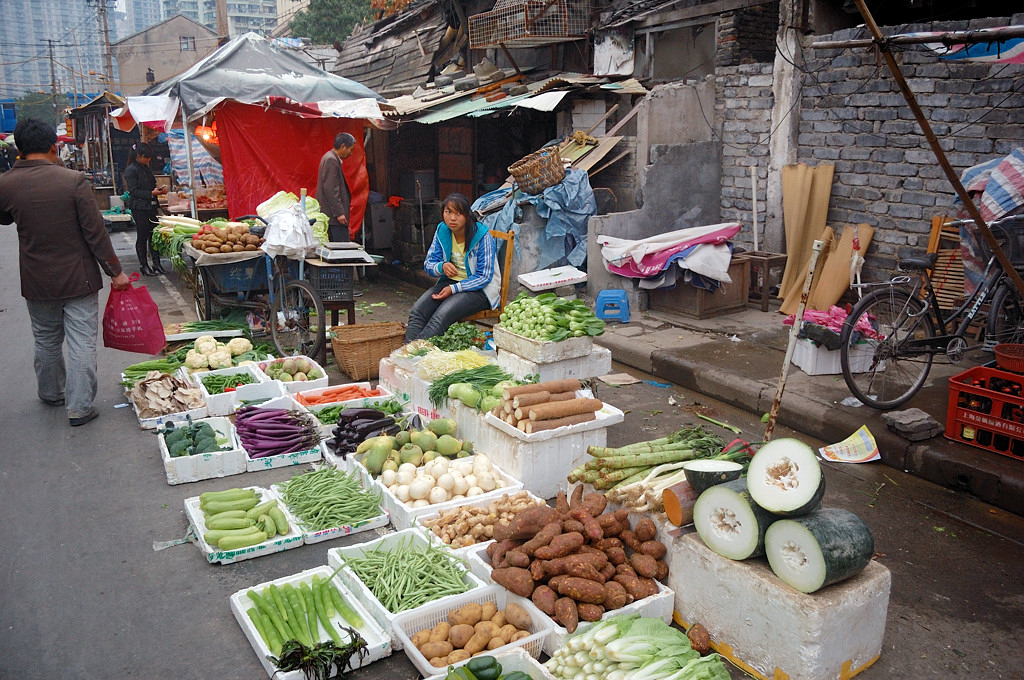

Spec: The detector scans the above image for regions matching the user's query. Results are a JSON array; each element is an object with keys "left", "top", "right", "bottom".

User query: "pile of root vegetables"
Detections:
[
  {"left": 488, "top": 379, "right": 604, "bottom": 434},
  {"left": 485, "top": 486, "right": 667, "bottom": 633}
]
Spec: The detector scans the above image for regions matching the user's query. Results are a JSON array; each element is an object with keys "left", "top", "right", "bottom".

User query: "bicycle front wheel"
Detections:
[
  {"left": 840, "top": 287, "right": 935, "bottom": 409},
  {"left": 987, "top": 282, "right": 1024, "bottom": 347},
  {"left": 270, "top": 279, "right": 325, "bottom": 358}
]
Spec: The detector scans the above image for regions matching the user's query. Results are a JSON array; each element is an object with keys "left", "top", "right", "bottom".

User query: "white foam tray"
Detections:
[
  {"left": 326, "top": 528, "right": 485, "bottom": 649},
  {"left": 195, "top": 364, "right": 268, "bottom": 416},
  {"left": 229, "top": 565, "right": 392, "bottom": 680},
  {"left": 414, "top": 489, "right": 546, "bottom": 558},
  {"left": 158, "top": 416, "right": 246, "bottom": 485},
  {"left": 297, "top": 381, "right": 394, "bottom": 409},
  {"left": 391, "top": 585, "right": 553, "bottom": 677},
  {"left": 240, "top": 396, "right": 323, "bottom": 472},
  {"left": 258, "top": 356, "right": 329, "bottom": 394},
  {"left": 484, "top": 397, "right": 624, "bottom": 442},
  {"left": 232, "top": 379, "right": 287, "bottom": 410},
  {"left": 133, "top": 396, "right": 208, "bottom": 430},
  {"left": 493, "top": 325, "right": 594, "bottom": 363},
  {"left": 270, "top": 475, "right": 390, "bottom": 545},
  {"left": 424, "top": 647, "right": 557, "bottom": 680},
  {"left": 466, "top": 542, "right": 676, "bottom": 655},
  {"left": 184, "top": 485, "right": 303, "bottom": 564}
]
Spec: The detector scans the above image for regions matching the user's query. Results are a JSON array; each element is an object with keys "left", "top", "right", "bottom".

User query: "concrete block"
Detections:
[
  {"left": 667, "top": 532, "right": 891, "bottom": 680},
  {"left": 495, "top": 345, "right": 612, "bottom": 383}
]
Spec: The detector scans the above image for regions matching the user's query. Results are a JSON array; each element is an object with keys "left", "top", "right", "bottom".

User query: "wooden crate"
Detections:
[{"left": 648, "top": 255, "right": 751, "bottom": 319}]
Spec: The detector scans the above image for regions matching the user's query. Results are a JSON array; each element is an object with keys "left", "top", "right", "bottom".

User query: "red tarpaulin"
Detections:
[{"left": 216, "top": 100, "right": 367, "bottom": 238}]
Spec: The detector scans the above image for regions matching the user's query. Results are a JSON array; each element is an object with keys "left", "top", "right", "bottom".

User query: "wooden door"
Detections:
[{"left": 438, "top": 123, "right": 474, "bottom": 199}]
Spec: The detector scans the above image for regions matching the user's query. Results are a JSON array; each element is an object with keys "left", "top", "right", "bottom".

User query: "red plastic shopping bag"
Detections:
[{"left": 102, "top": 273, "right": 166, "bottom": 355}]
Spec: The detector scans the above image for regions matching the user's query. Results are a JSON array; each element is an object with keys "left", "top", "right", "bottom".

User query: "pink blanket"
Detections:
[{"left": 784, "top": 305, "right": 882, "bottom": 339}]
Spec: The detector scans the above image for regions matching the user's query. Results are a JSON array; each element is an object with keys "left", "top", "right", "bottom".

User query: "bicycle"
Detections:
[{"left": 838, "top": 213, "right": 1024, "bottom": 409}]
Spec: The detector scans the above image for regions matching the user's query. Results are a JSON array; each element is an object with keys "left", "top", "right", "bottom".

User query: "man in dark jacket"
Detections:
[
  {"left": 316, "top": 132, "right": 355, "bottom": 242},
  {"left": 0, "top": 118, "right": 131, "bottom": 426}
]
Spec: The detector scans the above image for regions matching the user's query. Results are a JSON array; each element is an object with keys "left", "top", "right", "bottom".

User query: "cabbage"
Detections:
[{"left": 257, "top": 191, "right": 329, "bottom": 243}]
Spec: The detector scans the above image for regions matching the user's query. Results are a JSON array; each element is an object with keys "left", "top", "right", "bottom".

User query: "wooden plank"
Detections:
[
  {"left": 571, "top": 137, "right": 623, "bottom": 173},
  {"left": 589, "top": 149, "right": 631, "bottom": 178},
  {"left": 777, "top": 164, "right": 815, "bottom": 307},
  {"left": 806, "top": 224, "right": 875, "bottom": 311},
  {"left": 636, "top": 0, "right": 769, "bottom": 29}
]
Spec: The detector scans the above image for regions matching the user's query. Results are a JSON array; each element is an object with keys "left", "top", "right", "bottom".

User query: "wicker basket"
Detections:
[
  {"left": 994, "top": 343, "right": 1024, "bottom": 373},
  {"left": 330, "top": 322, "right": 406, "bottom": 380},
  {"left": 508, "top": 148, "right": 565, "bottom": 195}
]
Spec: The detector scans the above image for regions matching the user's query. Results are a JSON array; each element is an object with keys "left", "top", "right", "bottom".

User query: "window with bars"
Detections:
[{"left": 180, "top": 36, "right": 196, "bottom": 51}]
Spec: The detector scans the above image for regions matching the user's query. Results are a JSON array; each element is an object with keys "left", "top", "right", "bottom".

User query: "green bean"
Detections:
[{"left": 279, "top": 468, "right": 382, "bottom": 531}]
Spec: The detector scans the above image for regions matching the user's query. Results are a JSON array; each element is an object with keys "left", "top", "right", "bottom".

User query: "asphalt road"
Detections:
[{"left": 1, "top": 226, "right": 1023, "bottom": 680}]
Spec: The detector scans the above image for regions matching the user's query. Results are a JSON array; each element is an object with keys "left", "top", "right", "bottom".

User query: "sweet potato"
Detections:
[
  {"left": 639, "top": 540, "right": 668, "bottom": 560},
  {"left": 619, "top": 529, "right": 643, "bottom": 552},
  {"left": 534, "top": 532, "right": 585, "bottom": 560},
  {"left": 419, "top": 641, "right": 453, "bottom": 660},
  {"left": 531, "top": 584, "right": 558, "bottom": 615},
  {"left": 596, "top": 513, "right": 618, "bottom": 530},
  {"left": 569, "top": 485, "right": 584, "bottom": 511},
  {"left": 505, "top": 549, "right": 531, "bottom": 568},
  {"left": 555, "top": 491, "right": 570, "bottom": 515},
  {"left": 599, "top": 561, "right": 616, "bottom": 582},
  {"left": 506, "top": 505, "right": 561, "bottom": 541},
  {"left": 554, "top": 576, "right": 606, "bottom": 604},
  {"left": 562, "top": 519, "right": 585, "bottom": 534},
  {"left": 503, "top": 602, "right": 532, "bottom": 630},
  {"left": 521, "top": 521, "right": 561, "bottom": 556},
  {"left": 487, "top": 539, "right": 521, "bottom": 566},
  {"left": 554, "top": 597, "right": 579, "bottom": 633},
  {"left": 594, "top": 537, "right": 622, "bottom": 551},
  {"left": 581, "top": 492, "right": 607, "bottom": 517},
  {"left": 688, "top": 622, "right": 712, "bottom": 656},
  {"left": 615, "top": 563, "right": 636, "bottom": 577},
  {"left": 614, "top": 573, "right": 648, "bottom": 601},
  {"left": 637, "top": 577, "right": 659, "bottom": 599},
  {"left": 630, "top": 552, "right": 659, "bottom": 578},
  {"left": 491, "top": 567, "right": 535, "bottom": 597},
  {"left": 448, "top": 624, "right": 475, "bottom": 648},
  {"left": 613, "top": 508, "right": 630, "bottom": 523},
  {"left": 577, "top": 603, "right": 605, "bottom": 622},
  {"left": 569, "top": 508, "right": 603, "bottom": 541},
  {"left": 604, "top": 545, "right": 627, "bottom": 566},
  {"left": 529, "top": 560, "right": 546, "bottom": 582},
  {"left": 602, "top": 580, "right": 631, "bottom": 610},
  {"left": 541, "top": 554, "right": 604, "bottom": 582},
  {"left": 599, "top": 518, "right": 625, "bottom": 537},
  {"left": 578, "top": 544, "right": 605, "bottom": 556},
  {"left": 633, "top": 517, "right": 657, "bottom": 542},
  {"left": 655, "top": 559, "right": 669, "bottom": 581}
]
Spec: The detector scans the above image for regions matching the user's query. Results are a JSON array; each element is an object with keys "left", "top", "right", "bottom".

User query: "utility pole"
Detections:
[
  {"left": 47, "top": 39, "right": 59, "bottom": 119},
  {"left": 215, "top": 0, "right": 229, "bottom": 38},
  {"left": 93, "top": 0, "right": 115, "bottom": 90}
]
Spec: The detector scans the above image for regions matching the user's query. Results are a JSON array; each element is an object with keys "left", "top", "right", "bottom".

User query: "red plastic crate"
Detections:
[{"left": 945, "top": 365, "right": 1024, "bottom": 460}]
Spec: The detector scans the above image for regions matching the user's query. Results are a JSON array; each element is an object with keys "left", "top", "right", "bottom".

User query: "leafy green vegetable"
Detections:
[
  {"left": 428, "top": 322, "right": 487, "bottom": 352},
  {"left": 427, "top": 365, "right": 513, "bottom": 408},
  {"left": 499, "top": 292, "right": 605, "bottom": 341}
]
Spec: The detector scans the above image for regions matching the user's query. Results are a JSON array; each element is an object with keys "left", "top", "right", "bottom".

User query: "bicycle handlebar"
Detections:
[{"left": 942, "top": 214, "right": 1024, "bottom": 229}]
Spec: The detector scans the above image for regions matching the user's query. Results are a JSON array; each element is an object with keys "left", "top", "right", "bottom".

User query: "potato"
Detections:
[
  {"left": 480, "top": 601, "right": 498, "bottom": 622},
  {"left": 511, "top": 630, "right": 530, "bottom": 642},
  {"left": 448, "top": 649, "right": 471, "bottom": 663},
  {"left": 411, "top": 628, "right": 431, "bottom": 649},
  {"left": 490, "top": 610, "right": 507, "bottom": 628},
  {"left": 420, "top": 641, "right": 453, "bottom": 660},
  {"left": 448, "top": 623, "right": 475, "bottom": 649},
  {"left": 429, "top": 621, "right": 451, "bottom": 642},
  {"left": 502, "top": 602, "right": 533, "bottom": 630},
  {"left": 498, "top": 623, "right": 519, "bottom": 643},
  {"left": 463, "top": 630, "right": 491, "bottom": 655},
  {"left": 486, "top": 637, "right": 506, "bottom": 650},
  {"left": 448, "top": 603, "right": 482, "bottom": 627},
  {"left": 429, "top": 657, "right": 448, "bottom": 668},
  {"left": 473, "top": 621, "right": 500, "bottom": 640}
]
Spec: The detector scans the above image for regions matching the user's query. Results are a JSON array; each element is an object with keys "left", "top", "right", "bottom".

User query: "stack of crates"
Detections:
[{"left": 945, "top": 365, "right": 1024, "bottom": 459}]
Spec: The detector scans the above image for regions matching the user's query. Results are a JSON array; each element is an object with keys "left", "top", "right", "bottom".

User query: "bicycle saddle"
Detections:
[{"left": 897, "top": 252, "right": 938, "bottom": 271}]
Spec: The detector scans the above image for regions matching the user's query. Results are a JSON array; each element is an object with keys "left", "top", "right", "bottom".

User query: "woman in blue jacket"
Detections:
[{"left": 405, "top": 193, "right": 500, "bottom": 342}]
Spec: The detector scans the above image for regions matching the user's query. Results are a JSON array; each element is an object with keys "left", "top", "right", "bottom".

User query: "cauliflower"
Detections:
[
  {"left": 184, "top": 349, "right": 209, "bottom": 370},
  {"left": 206, "top": 350, "right": 233, "bottom": 370},
  {"left": 226, "top": 337, "right": 253, "bottom": 357},
  {"left": 194, "top": 335, "right": 218, "bottom": 355}
]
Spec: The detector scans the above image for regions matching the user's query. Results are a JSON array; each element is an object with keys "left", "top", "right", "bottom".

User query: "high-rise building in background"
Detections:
[
  {"left": 160, "top": 0, "right": 279, "bottom": 36},
  {"left": 119, "top": 0, "right": 163, "bottom": 38}
]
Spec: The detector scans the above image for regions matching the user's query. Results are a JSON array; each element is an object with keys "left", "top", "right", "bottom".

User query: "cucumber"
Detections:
[
  {"left": 218, "top": 531, "right": 268, "bottom": 550},
  {"left": 693, "top": 478, "right": 778, "bottom": 560},
  {"left": 765, "top": 508, "right": 875, "bottom": 593},
  {"left": 746, "top": 438, "right": 825, "bottom": 517},
  {"left": 683, "top": 459, "right": 745, "bottom": 494}
]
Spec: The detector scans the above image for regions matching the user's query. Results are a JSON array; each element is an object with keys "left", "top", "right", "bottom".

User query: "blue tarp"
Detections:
[{"left": 473, "top": 168, "right": 597, "bottom": 269}]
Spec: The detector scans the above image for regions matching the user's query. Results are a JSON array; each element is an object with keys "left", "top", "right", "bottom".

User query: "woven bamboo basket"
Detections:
[
  {"left": 508, "top": 148, "right": 565, "bottom": 195},
  {"left": 994, "top": 343, "right": 1024, "bottom": 373},
  {"left": 330, "top": 321, "right": 406, "bottom": 380}
]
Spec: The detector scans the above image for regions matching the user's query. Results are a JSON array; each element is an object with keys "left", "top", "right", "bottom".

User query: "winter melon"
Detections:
[
  {"left": 693, "top": 478, "right": 779, "bottom": 560},
  {"left": 746, "top": 438, "right": 825, "bottom": 517},
  {"left": 764, "top": 508, "right": 874, "bottom": 593}
]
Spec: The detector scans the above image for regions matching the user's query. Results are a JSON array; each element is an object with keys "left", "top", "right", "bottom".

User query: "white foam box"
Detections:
[
  {"left": 413, "top": 489, "right": 546, "bottom": 559},
  {"left": 791, "top": 338, "right": 876, "bottom": 376},
  {"left": 133, "top": 401, "right": 208, "bottom": 430},
  {"left": 392, "top": 585, "right": 554, "bottom": 677},
  {"left": 229, "top": 565, "right": 392, "bottom": 680},
  {"left": 375, "top": 460, "right": 524, "bottom": 531},
  {"left": 481, "top": 402, "right": 623, "bottom": 499},
  {"left": 158, "top": 416, "right": 247, "bottom": 485},
  {"left": 232, "top": 379, "right": 287, "bottom": 410},
  {"left": 270, "top": 475, "right": 390, "bottom": 545},
  {"left": 326, "top": 528, "right": 486, "bottom": 649},
  {"left": 242, "top": 396, "right": 324, "bottom": 472},
  {"left": 378, "top": 357, "right": 443, "bottom": 421},
  {"left": 183, "top": 485, "right": 303, "bottom": 564},
  {"left": 425, "top": 647, "right": 557, "bottom": 680},
  {"left": 194, "top": 364, "right": 268, "bottom": 417},
  {"left": 497, "top": 345, "right": 612, "bottom": 382},
  {"left": 466, "top": 542, "right": 675, "bottom": 656},
  {"left": 296, "top": 381, "right": 395, "bottom": 409},
  {"left": 668, "top": 531, "right": 891, "bottom": 680},
  {"left": 257, "top": 356, "right": 329, "bottom": 394},
  {"left": 493, "top": 325, "right": 593, "bottom": 363}
]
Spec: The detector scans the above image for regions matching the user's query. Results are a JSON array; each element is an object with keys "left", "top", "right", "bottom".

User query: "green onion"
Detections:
[{"left": 427, "top": 365, "right": 512, "bottom": 408}]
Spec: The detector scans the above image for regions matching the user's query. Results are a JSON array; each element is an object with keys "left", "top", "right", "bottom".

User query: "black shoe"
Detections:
[
  {"left": 152, "top": 261, "right": 168, "bottom": 274},
  {"left": 141, "top": 265, "right": 157, "bottom": 276},
  {"left": 69, "top": 409, "right": 99, "bottom": 427}
]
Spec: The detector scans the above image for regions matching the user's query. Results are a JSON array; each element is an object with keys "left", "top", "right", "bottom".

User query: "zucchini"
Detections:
[
  {"left": 246, "top": 500, "right": 278, "bottom": 521},
  {"left": 203, "top": 496, "right": 260, "bottom": 515},
  {"left": 206, "top": 515, "right": 255, "bottom": 530},
  {"left": 268, "top": 507, "right": 290, "bottom": 535},
  {"left": 218, "top": 531, "right": 268, "bottom": 550},
  {"left": 258, "top": 514, "right": 277, "bottom": 538},
  {"left": 765, "top": 508, "right": 875, "bottom": 593},
  {"left": 693, "top": 478, "right": 778, "bottom": 560},
  {"left": 746, "top": 438, "right": 825, "bottom": 517},
  {"left": 203, "top": 526, "right": 263, "bottom": 545},
  {"left": 199, "top": 487, "right": 257, "bottom": 506},
  {"left": 683, "top": 459, "right": 745, "bottom": 494}
]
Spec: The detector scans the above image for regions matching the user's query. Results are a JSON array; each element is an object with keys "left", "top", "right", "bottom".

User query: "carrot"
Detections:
[
  {"left": 503, "top": 379, "right": 581, "bottom": 401},
  {"left": 528, "top": 398, "right": 603, "bottom": 421},
  {"left": 525, "top": 412, "right": 597, "bottom": 433},
  {"left": 297, "top": 385, "right": 380, "bottom": 406}
]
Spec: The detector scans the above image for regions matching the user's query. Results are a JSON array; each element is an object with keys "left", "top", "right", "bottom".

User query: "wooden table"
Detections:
[{"left": 744, "top": 251, "right": 788, "bottom": 312}]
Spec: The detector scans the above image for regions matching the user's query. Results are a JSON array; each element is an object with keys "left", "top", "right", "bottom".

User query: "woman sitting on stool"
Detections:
[{"left": 405, "top": 193, "right": 499, "bottom": 342}]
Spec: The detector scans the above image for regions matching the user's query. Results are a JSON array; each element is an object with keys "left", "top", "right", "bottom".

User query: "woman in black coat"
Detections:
[{"left": 123, "top": 142, "right": 167, "bottom": 275}]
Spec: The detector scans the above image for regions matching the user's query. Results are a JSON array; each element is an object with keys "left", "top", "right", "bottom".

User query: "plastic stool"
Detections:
[{"left": 595, "top": 289, "right": 630, "bottom": 323}]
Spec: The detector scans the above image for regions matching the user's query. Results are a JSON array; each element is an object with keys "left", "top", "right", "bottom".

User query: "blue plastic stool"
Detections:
[{"left": 595, "top": 289, "right": 630, "bottom": 323}]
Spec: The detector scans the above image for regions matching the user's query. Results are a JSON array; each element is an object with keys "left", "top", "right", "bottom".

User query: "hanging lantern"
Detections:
[{"left": 193, "top": 120, "right": 219, "bottom": 145}]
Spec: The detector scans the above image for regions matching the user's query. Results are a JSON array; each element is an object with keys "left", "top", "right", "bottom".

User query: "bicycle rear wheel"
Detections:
[
  {"left": 840, "top": 287, "right": 935, "bottom": 409},
  {"left": 987, "top": 282, "right": 1024, "bottom": 347},
  {"left": 270, "top": 279, "right": 325, "bottom": 358}
]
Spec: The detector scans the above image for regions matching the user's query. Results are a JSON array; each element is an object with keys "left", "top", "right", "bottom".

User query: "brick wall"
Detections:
[
  {"left": 590, "top": 135, "right": 639, "bottom": 213},
  {"left": 800, "top": 14, "right": 1024, "bottom": 281},
  {"left": 716, "top": 63, "right": 774, "bottom": 250},
  {"left": 716, "top": 1, "right": 780, "bottom": 68}
]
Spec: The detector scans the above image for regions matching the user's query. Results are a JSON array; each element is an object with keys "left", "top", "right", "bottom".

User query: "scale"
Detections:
[{"left": 314, "top": 242, "right": 377, "bottom": 264}]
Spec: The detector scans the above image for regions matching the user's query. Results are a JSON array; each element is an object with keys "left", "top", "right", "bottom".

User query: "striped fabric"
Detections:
[
  {"left": 166, "top": 128, "right": 224, "bottom": 188},
  {"left": 914, "top": 27, "right": 1024, "bottom": 63}
]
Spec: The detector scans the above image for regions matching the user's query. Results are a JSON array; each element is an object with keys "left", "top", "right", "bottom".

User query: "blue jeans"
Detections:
[
  {"left": 405, "top": 278, "right": 489, "bottom": 342},
  {"left": 25, "top": 293, "right": 99, "bottom": 418}
]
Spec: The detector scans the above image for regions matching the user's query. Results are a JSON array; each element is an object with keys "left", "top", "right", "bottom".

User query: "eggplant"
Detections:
[
  {"left": 381, "top": 423, "right": 401, "bottom": 437},
  {"left": 337, "top": 408, "right": 386, "bottom": 422},
  {"left": 351, "top": 416, "right": 396, "bottom": 436}
]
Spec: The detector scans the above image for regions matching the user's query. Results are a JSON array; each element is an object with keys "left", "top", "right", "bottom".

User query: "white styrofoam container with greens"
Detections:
[
  {"left": 492, "top": 324, "right": 593, "bottom": 363},
  {"left": 229, "top": 565, "right": 392, "bottom": 679},
  {"left": 241, "top": 396, "right": 323, "bottom": 472},
  {"left": 424, "top": 647, "right": 558, "bottom": 680},
  {"left": 158, "top": 416, "right": 246, "bottom": 485},
  {"left": 194, "top": 364, "right": 267, "bottom": 416},
  {"left": 183, "top": 485, "right": 303, "bottom": 564},
  {"left": 270, "top": 471, "right": 390, "bottom": 545}
]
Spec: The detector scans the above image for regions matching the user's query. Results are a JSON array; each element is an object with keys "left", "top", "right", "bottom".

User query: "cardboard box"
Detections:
[{"left": 648, "top": 255, "right": 751, "bottom": 319}]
